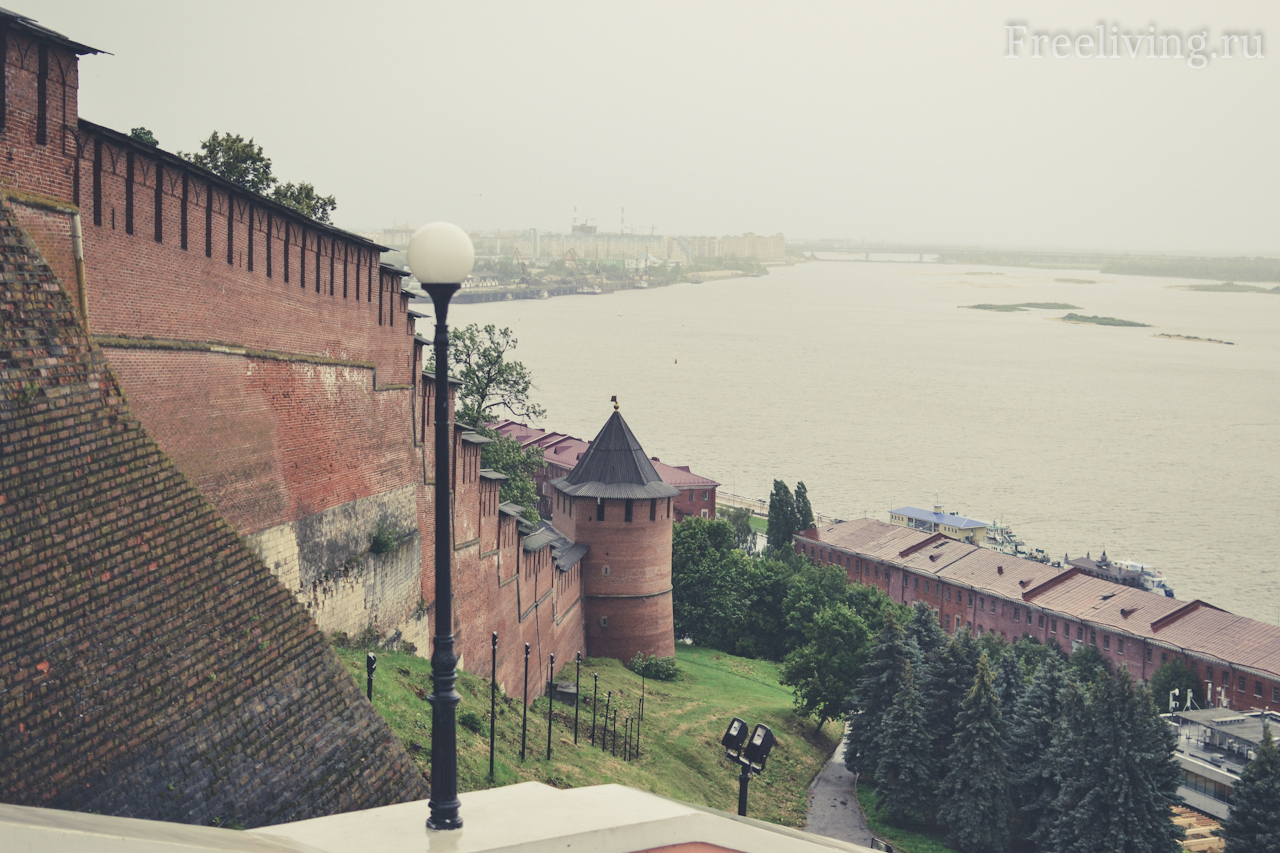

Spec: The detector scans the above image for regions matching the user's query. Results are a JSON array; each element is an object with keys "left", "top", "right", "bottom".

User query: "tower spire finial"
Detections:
[{"left": 611, "top": 395, "right": 619, "bottom": 411}]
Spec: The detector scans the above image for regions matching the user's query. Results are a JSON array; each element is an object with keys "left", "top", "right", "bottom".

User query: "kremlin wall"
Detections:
[{"left": 0, "top": 10, "right": 679, "bottom": 824}]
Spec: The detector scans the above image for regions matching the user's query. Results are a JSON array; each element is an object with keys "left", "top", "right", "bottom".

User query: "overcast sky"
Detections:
[{"left": 34, "top": 1, "right": 1280, "bottom": 253}]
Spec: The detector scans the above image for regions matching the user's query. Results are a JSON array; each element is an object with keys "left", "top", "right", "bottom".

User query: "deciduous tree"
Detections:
[
  {"left": 476, "top": 431, "right": 544, "bottom": 523},
  {"left": 432, "top": 323, "right": 546, "bottom": 426},
  {"left": 181, "top": 131, "right": 277, "bottom": 195},
  {"left": 780, "top": 603, "right": 870, "bottom": 731},
  {"left": 1149, "top": 658, "right": 1203, "bottom": 712},
  {"left": 721, "top": 506, "right": 757, "bottom": 554},
  {"left": 271, "top": 181, "right": 337, "bottom": 224},
  {"left": 179, "top": 131, "right": 339, "bottom": 222},
  {"left": 671, "top": 518, "right": 748, "bottom": 649}
]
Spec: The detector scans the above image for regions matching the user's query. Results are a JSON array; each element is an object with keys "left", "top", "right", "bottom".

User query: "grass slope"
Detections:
[
  {"left": 855, "top": 782, "right": 962, "bottom": 853},
  {"left": 336, "top": 644, "right": 838, "bottom": 827}
]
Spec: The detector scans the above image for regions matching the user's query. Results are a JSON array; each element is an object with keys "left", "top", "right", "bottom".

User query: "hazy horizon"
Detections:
[{"left": 34, "top": 0, "right": 1280, "bottom": 255}]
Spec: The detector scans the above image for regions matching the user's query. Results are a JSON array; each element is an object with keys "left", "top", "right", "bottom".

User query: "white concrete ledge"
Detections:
[{"left": 1, "top": 784, "right": 878, "bottom": 853}]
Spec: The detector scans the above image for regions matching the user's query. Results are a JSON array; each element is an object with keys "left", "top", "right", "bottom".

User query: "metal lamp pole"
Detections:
[
  {"left": 408, "top": 222, "right": 475, "bottom": 833},
  {"left": 425, "top": 276, "right": 462, "bottom": 831},
  {"left": 574, "top": 651, "right": 581, "bottom": 744},
  {"left": 590, "top": 674, "right": 599, "bottom": 745},
  {"left": 489, "top": 632, "right": 497, "bottom": 781},
  {"left": 546, "top": 653, "right": 555, "bottom": 761}
]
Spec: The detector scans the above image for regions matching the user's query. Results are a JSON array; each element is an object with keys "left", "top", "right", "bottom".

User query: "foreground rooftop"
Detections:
[{"left": 1, "top": 782, "right": 875, "bottom": 853}]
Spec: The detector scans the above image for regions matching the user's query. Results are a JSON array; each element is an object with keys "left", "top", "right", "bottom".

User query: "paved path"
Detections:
[{"left": 804, "top": 727, "right": 875, "bottom": 848}]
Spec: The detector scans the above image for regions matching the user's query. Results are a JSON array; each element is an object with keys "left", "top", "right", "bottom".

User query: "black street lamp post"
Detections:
[
  {"left": 489, "top": 631, "right": 497, "bottom": 781},
  {"left": 546, "top": 653, "right": 555, "bottom": 761},
  {"left": 521, "top": 643, "right": 530, "bottom": 760},
  {"left": 408, "top": 223, "right": 475, "bottom": 833},
  {"left": 602, "top": 691, "right": 612, "bottom": 752},
  {"left": 590, "top": 674, "right": 599, "bottom": 745}
]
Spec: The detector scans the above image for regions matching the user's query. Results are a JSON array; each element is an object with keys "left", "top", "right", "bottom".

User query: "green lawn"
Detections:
[
  {"left": 336, "top": 644, "right": 838, "bottom": 827},
  {"left": 855, "top": 782, "right": 962, "bottom": 853}
]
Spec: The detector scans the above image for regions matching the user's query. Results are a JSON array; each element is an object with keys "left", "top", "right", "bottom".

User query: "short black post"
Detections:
[
  {"left": 520, "top": 643, "right": 530, "bottom": 761},
  {"left": 602, "top": 691, "right": 612, "bottom": 752},
  {"left": 489, "top": 632, "right": 497, "bottom": 781},
  {"left": 546, "top": 652, "right": 555, "bottom": 761},
  {"left": 623, "top": 715, "right": 631, "bottom": 760},
  {"left": 573, "top": 651, "right": 581, "bottom": 745},
  {"left": 590, "top": 674, "right": 599, "bottom": 745},
  {"left": 366, "top": 652, "right": 376, "bottom": 701},
  {"left": 635, "top": 697, "right": 641, "bottom": 758},
  {"left": 640, "top": 669, "right": 645, "bottom": 721},
  {"left": 611, "top": 709, "right": 618, "bottom": 757},
  {"left": 737, "top": 766, "right": 750, "bottom": 816}
]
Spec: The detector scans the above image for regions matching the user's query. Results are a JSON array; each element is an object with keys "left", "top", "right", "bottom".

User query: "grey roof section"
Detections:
[
  {"left": 421, "top": 369, "right": 464, "bottom": 386},
  {"left": 0, "top": 8, "right": 104, "bottom": 55},
  {"left": 499, "top": 501, "right": 526, "bottom": 519},
  {"left": 480, "top": 468, "right": 509, "bottom": 481},
  {"left": 890, "top": 506, "right": 988, "bottom": 529},
  {"left": 461, "top": 431, "right": 493, "bottom": 445},
  {"left": 551, "top": 410, "right": 680, "bottom": 499},
  {"left": 516, "top": 522, "right": 586, "bottom": 570},
  {"left": 555, "top": 542, "right": 589, "bottom": 572}
]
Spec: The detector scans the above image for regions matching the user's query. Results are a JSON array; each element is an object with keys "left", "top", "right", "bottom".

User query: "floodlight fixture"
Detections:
[{"left": 721, "top": 717, "right": 773, "bottom": 817}]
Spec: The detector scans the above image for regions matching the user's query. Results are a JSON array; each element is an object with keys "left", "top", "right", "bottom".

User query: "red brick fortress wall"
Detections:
[{"left": 0, "top": 200, "right": 427, "bottom": 824}]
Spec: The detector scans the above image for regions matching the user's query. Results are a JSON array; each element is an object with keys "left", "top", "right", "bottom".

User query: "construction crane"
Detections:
[{"left": 563, "top": 248, "right": 584, "bottom": 279}]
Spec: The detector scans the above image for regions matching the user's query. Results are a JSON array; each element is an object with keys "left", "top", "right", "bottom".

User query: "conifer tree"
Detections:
[
  {"left": 918, "top": 627, "right": 979, "bottom": 805},
  {"left": 874, "top": 662, "right": 933, "bottom": 824},
  {"left": 767, "top": 480, "right": 799, "bottom": 551},
  {"left": 905, "top": 601, "right": 950, "bottom": 663},
  {"left": 1007, "top": 653, "right": 1067, "bottom": 851},
  {"left": 995, "top": 649, "right": 1025, "bottom": 728},
  {"left": 937, "top": 653, "right": 1011, "bottom": 853},
  {"left": 794, "top": 481, "right": 816, "bottom": 531},
  {"left": 1046, "top": 670, "right": 1183, "bottom": 853},
  {"left": 845, "top": 610, "right": 910, "bottom": 776},
  {"left": 1218, "top": 723, "right": 1280, "bottom": 853}
]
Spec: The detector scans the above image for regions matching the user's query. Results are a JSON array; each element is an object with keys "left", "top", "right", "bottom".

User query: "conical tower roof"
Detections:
[{"left": 550, "top": 408, "right": 680, "bottom": 500}]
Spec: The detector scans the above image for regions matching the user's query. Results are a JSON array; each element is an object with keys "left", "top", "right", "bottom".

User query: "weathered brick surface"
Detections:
[
  {"left": 555, "top": 495, "right": 676, "bottom": 662},
  {"left": 0, "top": 203, "right": 428, "bottom": 824}
]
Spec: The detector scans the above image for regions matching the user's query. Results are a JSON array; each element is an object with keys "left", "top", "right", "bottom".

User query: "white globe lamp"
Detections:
[{"left": 407, "top": 222, "right": 475, "bottom": 284}]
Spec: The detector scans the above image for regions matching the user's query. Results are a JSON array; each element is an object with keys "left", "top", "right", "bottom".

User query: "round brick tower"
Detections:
[{"left": 550, "top": 403, "right": 679, "bottom": 662}]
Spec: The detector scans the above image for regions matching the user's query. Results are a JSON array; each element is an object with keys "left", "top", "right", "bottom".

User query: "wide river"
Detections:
[{"left": 449, "top": 260, "right": 1280, "bottom": 625}]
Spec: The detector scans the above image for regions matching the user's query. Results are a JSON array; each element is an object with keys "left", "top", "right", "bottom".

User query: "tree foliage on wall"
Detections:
[
  {"left": 179, "top": 131, "right": 338, "bottom": 223},
  {"left": 431, "top": 323, "right": 546, "bottom": 427},
  {"left": 476, "top": 431, "right": 544, "bottom": 525}
]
